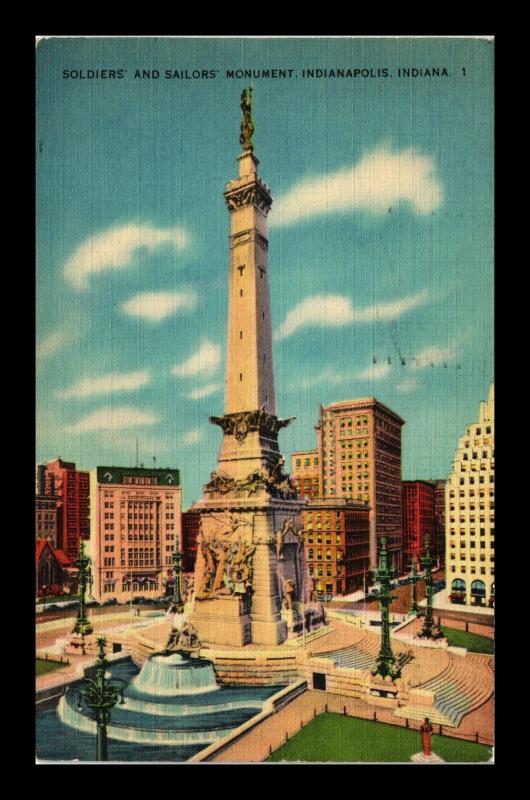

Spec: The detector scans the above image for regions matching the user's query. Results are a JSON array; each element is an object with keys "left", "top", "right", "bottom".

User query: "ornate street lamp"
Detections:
[
  {"left": 371, "top": 538, "right": 401, "bottom": 680},
  {"left": 73, "top": 540, "right": 93, "bottom": 637},
  {"left": 170, "top": 548, "right": 184, "bottom": 613},
  {"left": 409, "top": 557, "right": 419, "bottom": 615},
  {"left": 417, "top": 536, "right": 443, "bottom": 639},
  {"left": 79, "top": 637, "right": 127, "bottom": 761}
]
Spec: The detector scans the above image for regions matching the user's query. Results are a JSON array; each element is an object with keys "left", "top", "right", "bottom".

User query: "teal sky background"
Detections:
[{"left": 36, "top": 37, "right": 494, "bottom": 508}]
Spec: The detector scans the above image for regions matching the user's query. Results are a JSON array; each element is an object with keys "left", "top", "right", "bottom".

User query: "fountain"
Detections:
[
  {"left": 37, "top": 627, "right": 283, "bottom": 761},
  {"left": 129, "top": 651, "right": 219, "bottom": 697}
]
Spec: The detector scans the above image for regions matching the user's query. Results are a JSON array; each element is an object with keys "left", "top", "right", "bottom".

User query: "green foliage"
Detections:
[
  {"left": 36, "top": 658, "right": 66, "bottom": 676},
  {"left": 267, "top": 714, "right": 492, "bottom": 763}
]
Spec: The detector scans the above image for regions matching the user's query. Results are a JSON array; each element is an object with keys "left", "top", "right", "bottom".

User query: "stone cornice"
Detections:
[
  {"left": 210, "top": 409, "right": 294, "bottom": 442},
  {"left": 224, "top": 176, "right": 272, "bottom": 214}
]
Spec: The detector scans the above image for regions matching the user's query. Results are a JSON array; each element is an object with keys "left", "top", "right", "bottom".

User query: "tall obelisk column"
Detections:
[{"left": 189, "top": 90, "right": 309, "bottom": 648}]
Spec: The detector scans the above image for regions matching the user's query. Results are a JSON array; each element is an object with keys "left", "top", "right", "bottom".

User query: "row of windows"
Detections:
[
  {"left": 295, "top": 457, "right": 319, "bottom": 467},
  {"left": 450, "top": 565, "right": 494, "bottom": 575}
]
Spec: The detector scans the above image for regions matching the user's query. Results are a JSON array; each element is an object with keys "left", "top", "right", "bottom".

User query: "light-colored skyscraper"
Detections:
[{"left": 446, "top": 384, "right": 495, "bottom": 607}]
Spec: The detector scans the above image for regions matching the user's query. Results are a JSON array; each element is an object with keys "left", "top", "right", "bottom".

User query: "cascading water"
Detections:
[{"left": 130, "top": 652, "right": 219, "bottom": 696}]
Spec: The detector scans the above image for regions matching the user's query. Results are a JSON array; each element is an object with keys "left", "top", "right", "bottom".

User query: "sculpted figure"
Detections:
[
  {"left": 229, "top": 540, "right": 255, "bottom": 594},
  {"left": 179, "top": 622, "right": 201, "bottom": 650},
  {"left": 184, "top": 575, "right": 194, "bottom": 602},
  {"left": 307, "top": 576, "right": 317, "bottom": 603},
  {"left": 165, "top": 628, "right": 181, "bottom": 651},
  {"left": 195, "top": 539, "right": 216, "bottom": 598},
  {"left": 211, "top": 540, "right": 231, "bottom": 594},
  {"left": 281, "top": 577, "right": 295, "bottom": 610},
  {"left": 240, "top": 88, "right": 254, "bottom": 151},
  {"left": 276, "top": 528, "right": 284, "bottom": 560}
]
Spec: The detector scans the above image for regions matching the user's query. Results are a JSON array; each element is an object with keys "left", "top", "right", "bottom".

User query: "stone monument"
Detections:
[{"left": 187, "top": 90, "right": 314, "bottom": 647}]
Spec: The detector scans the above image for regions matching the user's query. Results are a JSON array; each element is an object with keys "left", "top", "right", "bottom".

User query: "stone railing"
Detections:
[{"left": 188, "top": 680, "right": 308, "bottom": 762}]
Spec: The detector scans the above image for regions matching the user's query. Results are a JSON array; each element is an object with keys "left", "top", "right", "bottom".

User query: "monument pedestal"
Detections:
[{"left": 188, "top": 595, "right": 251, "bottom": 647}]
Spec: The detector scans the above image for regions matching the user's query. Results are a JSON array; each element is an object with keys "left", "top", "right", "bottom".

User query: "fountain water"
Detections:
[
  {"left": 130, "top": 652, "right": 219, "bottom": 696},
  {"left": 39, "top": 651, "right": 282, "bottom": 760}
]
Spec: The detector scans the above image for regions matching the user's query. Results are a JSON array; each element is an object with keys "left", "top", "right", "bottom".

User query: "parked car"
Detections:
[{"left": 102, "top": 598, "right": 118, "bottom": 606}]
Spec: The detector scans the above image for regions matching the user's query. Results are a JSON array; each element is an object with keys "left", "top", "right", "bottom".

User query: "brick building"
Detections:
[
  {"left": 35, "top": 495, "right": 58, "bottom": 548},
  {"left": 40, "top": 459, "right": 90, "bottom": 562},
  {"left": 402, "top": 480, "right": 435, "bottom": 565},
  {"left": 292, "top": 398, "right": 404, "bottom": 573},
  {"left": 181, "top": 510, "right": 201, "bottom": 574},
  {"left": 432, "top": 480, "right": 447, "bottom": 565},
  {"left": 302, "top": 498, "right": 370, "bottom": 597},
  {"left": 291, "top": 450, "right": 321, "bottom": 499}
]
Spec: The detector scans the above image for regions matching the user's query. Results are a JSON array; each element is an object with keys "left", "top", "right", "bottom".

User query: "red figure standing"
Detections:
[{"left": 420, "top": 718, "right": 434, "bottom": 756}]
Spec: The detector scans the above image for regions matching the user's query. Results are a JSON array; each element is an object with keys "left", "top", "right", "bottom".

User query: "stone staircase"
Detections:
[
  {"left": 315, "top": 632, "right": 381, "bottom": 672},
  {"left": 395, "top": 652, "right": 494, "bottom": 727}
]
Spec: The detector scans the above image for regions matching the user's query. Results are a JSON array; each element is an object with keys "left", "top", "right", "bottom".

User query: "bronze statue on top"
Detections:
[{"left": 240, "top": 87, "right": 254, "bottom": 152}]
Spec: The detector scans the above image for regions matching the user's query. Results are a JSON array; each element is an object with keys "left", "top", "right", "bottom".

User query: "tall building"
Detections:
[
  {"left": 432, "top": 479, "right": 447, "bottom": 565},
  {"left": 291, "top": 450, "right": 321, "bottom": 498},
  {"left": 293, "top": 399, "right": 404, "bottom": 572},
  {"left": 302, "top": 498, "right": 370, "bottom": 597},
  {"left": 35, "top": 464, "right": 58, "bottom": 546},
  {"left": 446, "top": 384, "right": 495, "bottom": 607},
  {"left": 40, "top": 459, "right": 90, "bottom": 561},
  {"left": 182, "top": 510, "right": 201, "bottom": 573},
  {"left": 89, "top": 466, "right": 181, "bottom": 603},
  {"left": 402, "top": 480, "right": 435, "bottom": 565},
  {"left": 35, "top": 495, "right": 58, "bottom": 547}
]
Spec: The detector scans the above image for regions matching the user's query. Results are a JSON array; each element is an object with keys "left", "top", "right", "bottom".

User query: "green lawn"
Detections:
[
  {"left": 36, "top": 658, "right": 67, "bottom": 676},
  {"left": 267, "top": 714, "right": 492, "bottom": 763},
  {"left": 442, "top": 626, "right": 494, "bottom": 655}
]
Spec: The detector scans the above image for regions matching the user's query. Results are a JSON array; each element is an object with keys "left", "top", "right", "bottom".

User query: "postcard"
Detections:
[{"left": 36, "top": 35, "right": 494, "bottom": 764}]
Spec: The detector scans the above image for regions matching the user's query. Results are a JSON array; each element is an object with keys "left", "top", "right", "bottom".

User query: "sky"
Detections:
[{"left": 36, "top": 37, "right": 494, "bottom": 508}]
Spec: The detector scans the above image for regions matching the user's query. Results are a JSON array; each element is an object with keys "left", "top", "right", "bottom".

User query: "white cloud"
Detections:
[
  {"left": 396, "top": 378, "right": 420, "bottom": 394},
  {"left": 66, "top": 406, "right": 158, "bottom": 433},
  {"left": 351, "top": 290, "right": 429, "bottom": 323},
  {"left": 187, "top": 382, "right": 223, "bottom": 400},
  {"left": 36, "top": 327, "right": 71, "bottom": 360},
  {"left": 270, "top": 145, "right": 443, "bottom": 227},
  {"left": 410, "top": 345, "right": 456, "bottom": 370},
  {"left": 275, "top": 290, "right": 428, "bottom": 340},
  {"left": 356, "top": 362, "right": 392, "bottom": 381},
  {"left": 56, "top": 370, "right": 150, "bottom": 400},
  {"left": 64, "top": 223, "right": 190, "bottom": 289},
  {"left": 276, "top": 295, "right": 354, "bottom": 340},
  {"left": 182, "top": 427, "right": 203, "bottom": 446},
  {"left": 172, "top": 341, "right": 222, "bottom": 378},
  {"left": 121, "top": 290, "right": 198, "bottom": 322}
]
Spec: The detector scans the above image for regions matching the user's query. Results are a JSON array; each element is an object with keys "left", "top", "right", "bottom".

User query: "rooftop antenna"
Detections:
[
  {"left": 135, "top": 438, "right": 139, "bottom": 468},
  {"left": 153, "top": 456, "right": 156, "bottom": 469}
]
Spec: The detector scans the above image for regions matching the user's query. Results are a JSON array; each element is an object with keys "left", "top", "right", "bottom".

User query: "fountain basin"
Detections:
[{"left": 44, "top": 655, "right": 283, "bottom": 757}]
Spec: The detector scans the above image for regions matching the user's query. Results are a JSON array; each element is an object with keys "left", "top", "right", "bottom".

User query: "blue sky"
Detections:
[{"left": 36, "top": 37, "right": 494, "bottom": 508}]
